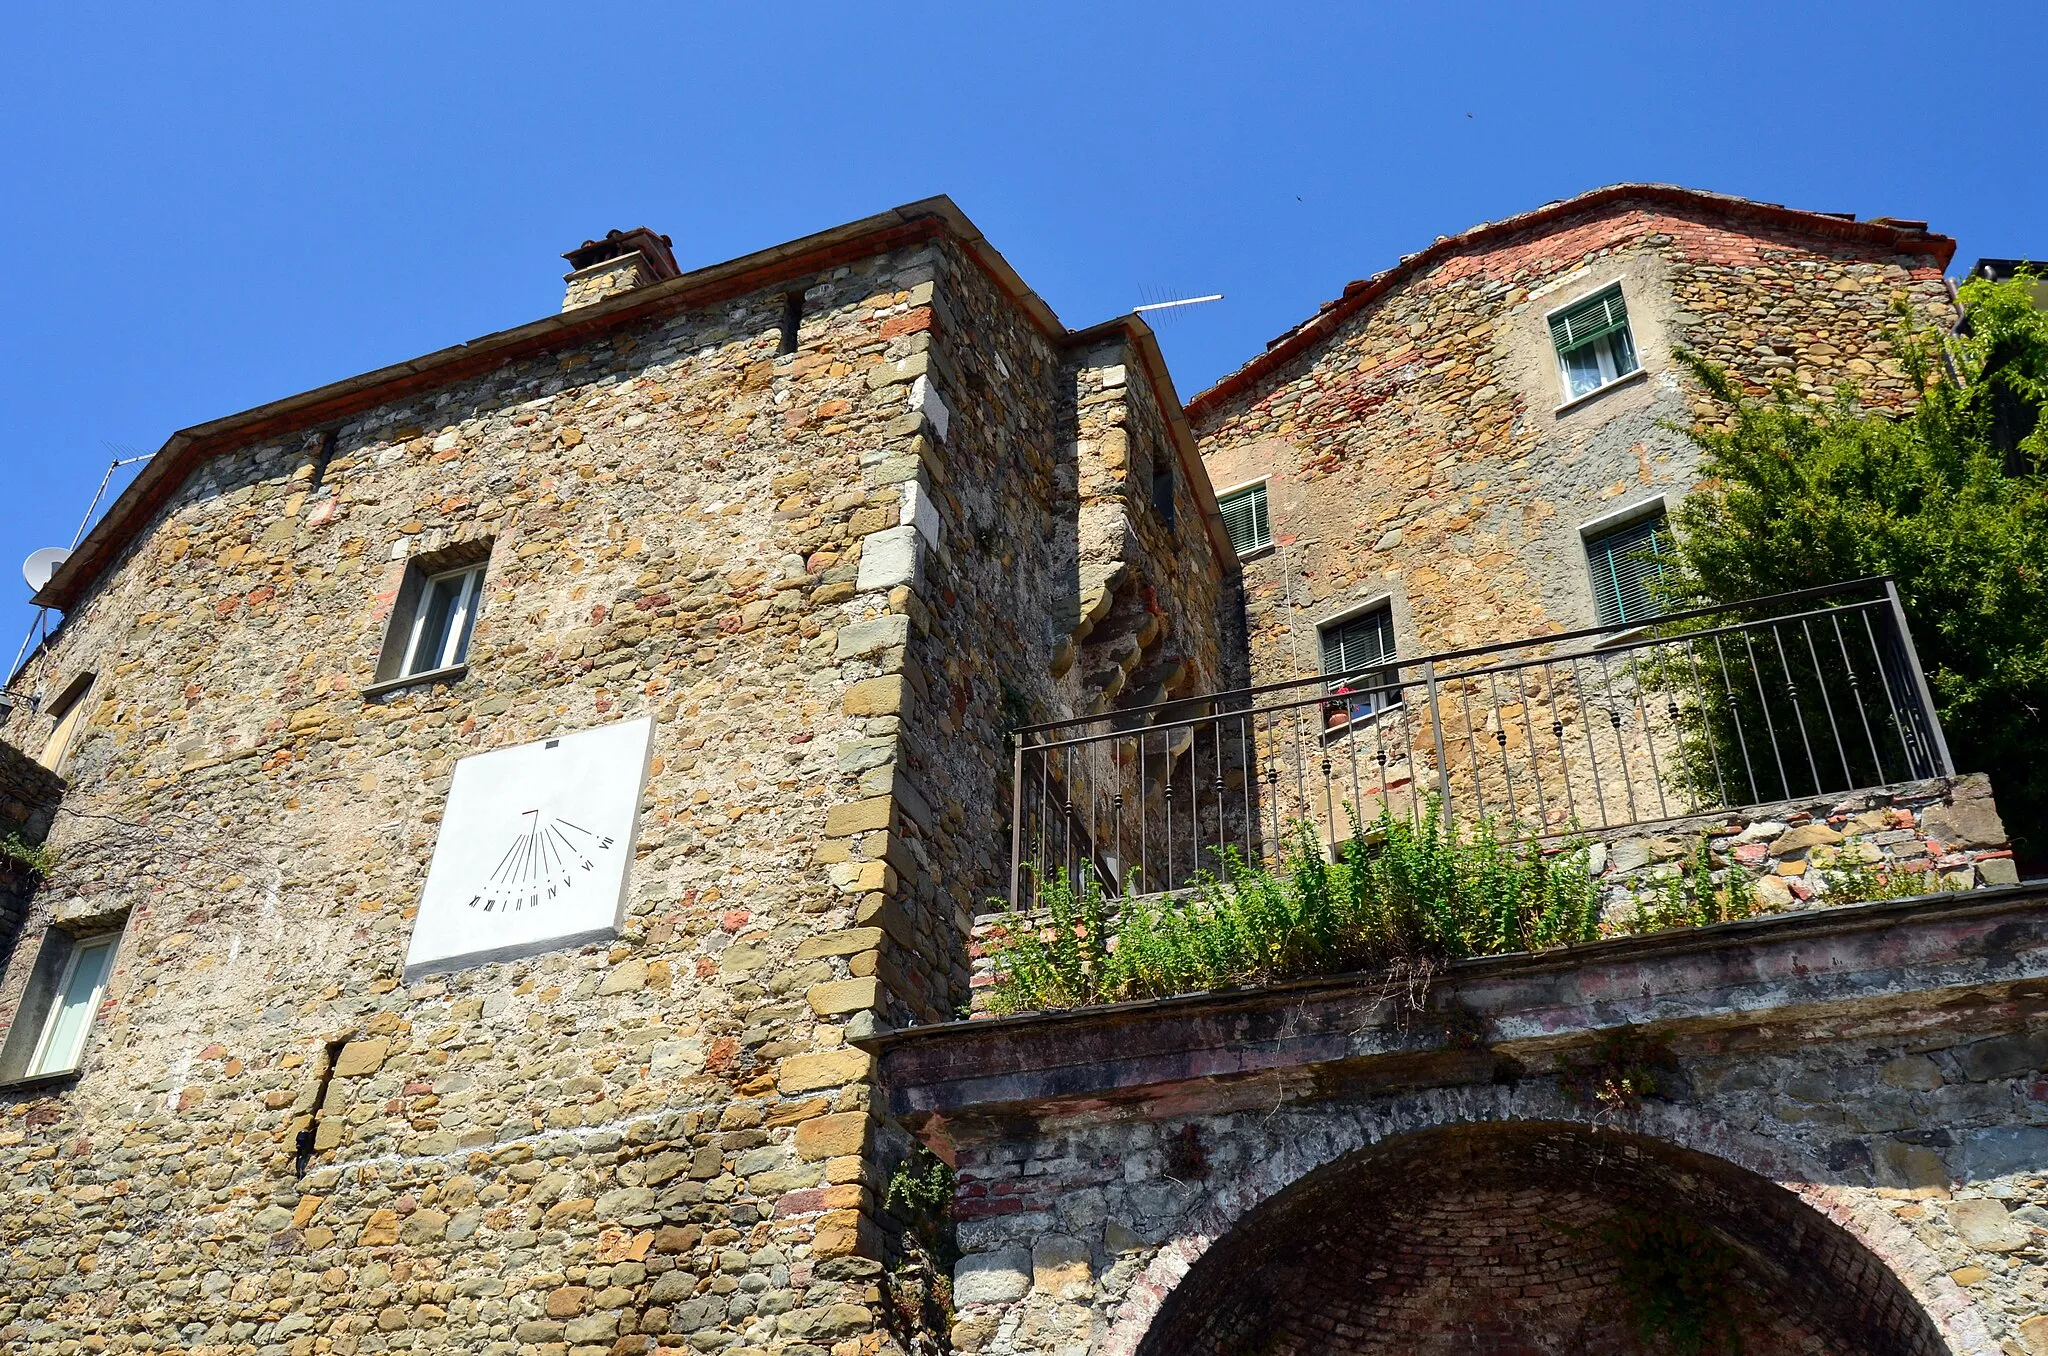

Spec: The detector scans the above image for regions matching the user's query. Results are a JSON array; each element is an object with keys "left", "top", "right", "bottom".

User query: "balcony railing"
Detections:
[{"left": 1008, "top": 578, "right": 1952, "bottom": 909}]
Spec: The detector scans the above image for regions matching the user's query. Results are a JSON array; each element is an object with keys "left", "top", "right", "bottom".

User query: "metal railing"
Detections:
[{"left": 1007, "top": 579, "right": 1952, "bottom": 909}]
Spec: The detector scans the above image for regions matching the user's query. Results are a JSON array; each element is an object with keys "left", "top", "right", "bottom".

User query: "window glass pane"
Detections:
[
  {"left": 1562, "top": 342, "right": 1605, "bottom": 399},
  {"left": 29, "top": 938, "right": 115, "bottom": 1077},
  {"left": 408, "top": 574, "right": 464, "bottom": 675},
  {"left": 1609, "top": 325, "right": 1639, "bottom": 378},
  {"left": 448, "top": 570, "right": 482, "bottom": 666},
  {"left": 1321, "top": 609, "right": 1399, "bottom": 719}
]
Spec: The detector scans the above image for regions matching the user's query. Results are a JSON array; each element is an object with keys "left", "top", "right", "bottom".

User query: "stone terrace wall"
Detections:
[
  {"left": 965, "top": 773, "right": 2017, "bottom": 1009},
  {"left": 1195, "top": 196, "right": 1956, "bottom": 689},
  {"left": 0, "top": 234, "right": 1037, "bottom": 1356},
  {"left": 1592, "top": 772, "right": 2016, "bottom": 918}
]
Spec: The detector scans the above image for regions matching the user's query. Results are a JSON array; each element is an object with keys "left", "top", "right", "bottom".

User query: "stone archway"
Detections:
[{"left": 1129, "top": 1121, "right": 1953, "bottom": 1356}]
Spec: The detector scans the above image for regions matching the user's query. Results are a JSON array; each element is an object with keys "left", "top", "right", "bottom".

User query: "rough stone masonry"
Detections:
[{"left": 0, "top": 184, "right": 2033, "bottom": 1356}]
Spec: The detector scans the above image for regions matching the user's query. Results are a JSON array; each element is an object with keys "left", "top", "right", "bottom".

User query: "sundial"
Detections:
[{"left": 403, "top": 715, "right": 653, "bottom": 980}]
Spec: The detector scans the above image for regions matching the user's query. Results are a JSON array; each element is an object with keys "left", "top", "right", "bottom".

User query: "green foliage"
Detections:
[
  {"left": 1661, "top": 274, "right": 2048, "bottom": 854},
  {"left": 1561, "top": 1027, "right": 1680, "bottom": 1115},
  {"left": 1631, "top": 841, "right": 1752, "bottom": 934},
  {"left": 1597, "top": 1209, "right": 1746, "bottom": 1354},
  {"left": 882, "top": 1152, "right": 957, "bottom": 1354},
  {"left": 0, "top": 832, "right": 52, "bottom": 878},
  {"left": 984, "top": 806, "right": 1603, "bottom": 1014}
]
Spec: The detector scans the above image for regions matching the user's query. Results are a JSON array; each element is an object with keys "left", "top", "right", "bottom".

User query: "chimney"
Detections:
[{"left": 560, "top": 227, "right": 680, "bottom": 311}]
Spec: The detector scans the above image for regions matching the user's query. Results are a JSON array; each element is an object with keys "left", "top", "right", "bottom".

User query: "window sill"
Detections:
[
  {"left": 1553, "top": 365, "right": 1649, "bottom": 416},
  {"left": 363, "top": 664, "right": 470, "bottom": 700},
  {"left": 1234, "top": 542, "right": 1277, "bottom": 564}
]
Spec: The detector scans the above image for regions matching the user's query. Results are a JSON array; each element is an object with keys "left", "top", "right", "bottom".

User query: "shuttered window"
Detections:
[
  {"left": 1218, "top": 482, "right": 1271, "bottom": 556},
  {"left": 1586, "top": 513, "right": 1671, "bottom": 627},
  {"left": 1321, "top": 607, "right": 1399, "bottom": 718},
  {"left": 1550, "top": 284, "right": 1640, "bottom": 401}
]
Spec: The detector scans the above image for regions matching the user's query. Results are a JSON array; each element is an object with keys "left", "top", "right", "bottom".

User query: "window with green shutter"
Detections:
[
  {"left": 1586, "top": 512, "right": 1671, "bottom": 628},
  {"left": 1320, "top": 607, "right": 1399, "bottom": 720},
  {"left": 1218, "top": 482, "right": 1271, "bottom": 556},
  {"left": 1549, "top": 283, "right": 1640, "bottom": 401}
]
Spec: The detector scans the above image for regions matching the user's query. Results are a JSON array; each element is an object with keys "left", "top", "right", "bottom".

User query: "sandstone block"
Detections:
[
  {"left": 843, "top": 677, "right": 906, "bottom": 717},
  {"left": 1923, "top": 799, "right": 2007, "bottom": 848},
  {"left": 1947, "top": 1197, "right": 2029, "bottom": 1251},
  {"left": 359, "top": 1209, "right": 401, "bottom": 1246},
  {"left": 824, "top": 797, "right": 894, "bottom": 837},
  {"left": 778, "top": 1049, "right": 871, "bottom": 1093},
  {"left": 796, "top": 927, "right": 885, "bottom": 961},
  {"left": 835, "top": 614, "right": 910, "bottom": 659},
  {"left": 795, "top": 1112, "right": 869, "bottom": 1161},
  {"left": 865, "top": 352, "right": 928, "bottom": 389},
  {"left": 332, "top": 1038, "right": 389, "bottom": 1078},
  {"left": 599, "top": 959, "right": 648, "bottom": 994},
  {"left": 806, "top": 977, "right": 879, "bottom": 1016},
  {"left": 1979, "top": 856, "right": 2020, "bottom": 886},
  {"left": 1031, "top": 1235, "right": 1092, "bottom": 1298},
  {"left": 1767, "top": 823, "right": 1843, "bottom": 855}
]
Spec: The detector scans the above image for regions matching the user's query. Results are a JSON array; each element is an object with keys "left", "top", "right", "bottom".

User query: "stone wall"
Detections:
[
  {"left": 1193, "top": 194, "right": 1957, "bottom": 689},
  {"left": 0, "top": 218, "right": 1110, "bottom": 1356},
  {"left": 0, "top": 740, "right": 61, "bottom": 981},
  {"left": 875, "top": 888, "right": 2048, "bottom": 1355}
]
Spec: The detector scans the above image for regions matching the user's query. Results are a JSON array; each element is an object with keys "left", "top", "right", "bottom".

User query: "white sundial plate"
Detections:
[{"left": 403, "top": 715, "right": 653, "bottom": 980}]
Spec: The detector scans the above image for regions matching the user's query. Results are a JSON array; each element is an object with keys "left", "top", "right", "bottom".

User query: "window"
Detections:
[
  {"left": 374, "top": 546, "right": 491, "bottom": 686},
  {"left": 1151, "top": 467, "right": 1177, "bottom": 530},
  {"left": 36, "top": 674, "right": 94, "bottom": 773},
  {"left": 778, "top": 292, "right": 804, "bottom": 356},
  {"left": 1586, "top": 511, "right": 1671, "bottom": 627},
  {"left": 1320, "top": 606, "right": 1399, "bottom": 726},
  {"left": 1549, "top": 283, "right": 1640, "bottom": 402},
  {"left": 1217, "top": 481, "right": 1272, "bottom": 556},
  {"left": 0, "top": 929, "right": 119, "bottom": 1083}
]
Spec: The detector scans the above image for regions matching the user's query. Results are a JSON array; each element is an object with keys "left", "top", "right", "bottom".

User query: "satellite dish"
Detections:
[{"left": 23, "top": 548, "right": 70, "bottom": 593}]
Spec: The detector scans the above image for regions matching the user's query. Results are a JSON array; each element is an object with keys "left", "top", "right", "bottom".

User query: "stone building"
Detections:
[{"left": 0, "top": 185, "right": 2041, "bottom": 1356}]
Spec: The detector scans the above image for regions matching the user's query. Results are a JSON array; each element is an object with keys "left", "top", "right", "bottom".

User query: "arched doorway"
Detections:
[{"left": 1136, "top": 1121, "right": 1947, "bottom": 1355}]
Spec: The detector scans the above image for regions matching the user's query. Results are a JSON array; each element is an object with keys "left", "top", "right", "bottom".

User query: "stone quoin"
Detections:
[{"left": 0, "top": 185, "right": 2040, "bottom": 1356}]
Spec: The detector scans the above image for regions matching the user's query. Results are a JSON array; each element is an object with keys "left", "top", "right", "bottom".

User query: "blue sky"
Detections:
[{"left": 2, "top": 2, "right": 2040, "bottom": 665}]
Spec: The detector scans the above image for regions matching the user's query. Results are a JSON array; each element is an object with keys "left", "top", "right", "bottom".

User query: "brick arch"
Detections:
[{"left": 1098, "top": 1093, "right": 1996, "bottom": 1356}]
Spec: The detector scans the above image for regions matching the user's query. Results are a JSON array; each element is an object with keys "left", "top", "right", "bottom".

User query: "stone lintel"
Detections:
[{"left": 865, "top": 883, "right": 2048, "bottom": 1127}]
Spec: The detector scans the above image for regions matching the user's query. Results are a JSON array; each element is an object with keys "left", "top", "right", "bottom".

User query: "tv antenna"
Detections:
[
  {"left": 1132, "top": 292, "right": 1223, "bottom": 318},
  {"left": 6, "top": 445, "right": 156, "bottom": 691}
]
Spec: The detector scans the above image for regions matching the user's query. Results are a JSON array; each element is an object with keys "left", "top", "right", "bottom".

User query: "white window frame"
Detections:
[
  {"left": 1316, "top": 597, "right": 1402, "bottom": 726},
  {"left": 1579, "top": 497, "right": 1674, "bottom": 632},
  {"left": 1214, "top": 476, "right": 1274, "bottom": 557},
  {"left": 398, "top": 562, "right": 484, "bottom": 679},
  {"left": 1546, "top": 281, "right": 1642, "bottom": 405},
  {"left": 24, "top": 933, "right": 117, "bottom": 1079}
]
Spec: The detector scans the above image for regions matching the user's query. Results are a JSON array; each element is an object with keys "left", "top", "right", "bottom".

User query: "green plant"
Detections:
[
  {"left": 1561, "top": 1026, "right": 1680, "bottom": 1115},
  {"left": 882, "top": 1151, "right": 957, "bottom": 1355},
  {"left": 1658, "top": 275, "right": 2048, "bottom": 859},
  {"left": 983, "top": 804, "right": 1603, "bottom": 1014},
  {"left": 1597, "top": 1208, "right": 1746, "bottom": 1354},
  {"left": 0, "top": 832, "right": 53, "bottom": 878},
  {"left": 1632, "top": 841, "right": 1752, "bottom": 933}
]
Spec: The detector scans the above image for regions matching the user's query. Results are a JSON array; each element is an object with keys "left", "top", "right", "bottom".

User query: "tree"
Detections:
[{"left": 1664, "top": 275, "right": 2048, "bottom": 862}]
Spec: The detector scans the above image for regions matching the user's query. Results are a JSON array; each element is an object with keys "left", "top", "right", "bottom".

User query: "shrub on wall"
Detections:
[{"left": 1662, "top": 274, "right": 2048, "bottom": 860}]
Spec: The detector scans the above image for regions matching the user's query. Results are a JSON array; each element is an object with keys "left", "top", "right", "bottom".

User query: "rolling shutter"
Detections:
[
  {"left": 1587, "top": 514, "right": 1670, "bottom": 627},
  {"left": 1549, "top": 284, "right": 1631, "bottom": 354},
  {"left": 1218, "top": 483, "right": 1271, "bottom": 556},
  {"left": 1321, "top": 608, "right": 1396, "bottom": 678}
]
